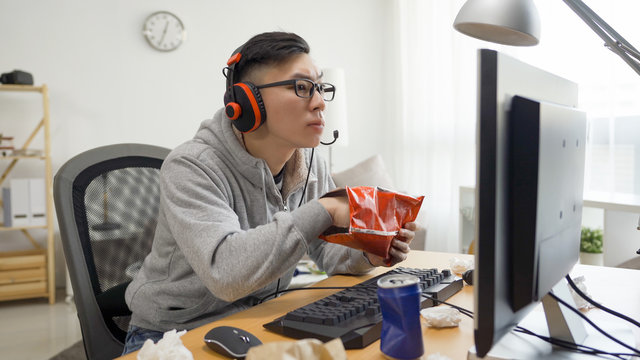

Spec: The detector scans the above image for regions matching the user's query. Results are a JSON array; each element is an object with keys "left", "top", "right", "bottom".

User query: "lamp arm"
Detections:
[{"left": 563, "top": 0, "right": 640, "bottom": 76}]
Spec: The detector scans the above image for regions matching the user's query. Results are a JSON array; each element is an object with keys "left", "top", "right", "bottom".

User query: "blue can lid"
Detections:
[{"left": 377, "top": 274, "right": 419, "bottom": 288}]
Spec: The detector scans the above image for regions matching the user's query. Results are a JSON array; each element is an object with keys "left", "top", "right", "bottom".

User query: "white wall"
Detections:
[{"left": 0, "top": 0, "right": 395, "bottom": 286}]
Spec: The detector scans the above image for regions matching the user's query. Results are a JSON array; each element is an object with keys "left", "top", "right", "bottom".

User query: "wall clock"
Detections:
[{"left": 143, "top": 11, "right": 186, "bottom": 52}]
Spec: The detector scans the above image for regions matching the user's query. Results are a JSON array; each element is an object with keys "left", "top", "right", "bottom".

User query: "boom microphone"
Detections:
[{"left": 320, "top": 130, "right": 339, "bottom": 145}]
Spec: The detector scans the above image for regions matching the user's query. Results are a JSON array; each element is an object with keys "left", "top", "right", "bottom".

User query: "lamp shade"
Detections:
[
  {"left": 453, "top": 0, "right": 541, "bottom": 46},
  {"left": 321, "top": 68, "right": 349, "bottom": 146}
]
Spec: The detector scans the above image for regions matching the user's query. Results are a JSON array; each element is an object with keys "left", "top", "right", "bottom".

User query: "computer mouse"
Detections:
[{"left": 203, "top": 325, "right": 262, "bottom": 359}]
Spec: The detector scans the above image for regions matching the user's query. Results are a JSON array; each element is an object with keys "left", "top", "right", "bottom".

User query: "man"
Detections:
[{"left": 122, "top": 31, "right": 417, "bottom": 354}]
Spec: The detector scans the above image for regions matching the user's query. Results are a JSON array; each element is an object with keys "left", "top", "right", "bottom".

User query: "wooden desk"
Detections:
[{"left": 118, "top": 250, "right": 640, "bottom": 359}]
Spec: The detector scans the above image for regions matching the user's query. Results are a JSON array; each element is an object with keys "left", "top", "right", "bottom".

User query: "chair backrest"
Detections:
[{"left": 54, "top": 143, "right": 170, "bottom": 360}]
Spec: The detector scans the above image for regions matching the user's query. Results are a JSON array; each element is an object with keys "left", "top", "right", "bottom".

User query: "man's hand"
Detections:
[
  {"left": 366, "top": 222, "right": 417, "bottom": 267},
  {"left": 318, "top": 195, "right": 350, "bottom": 228}
]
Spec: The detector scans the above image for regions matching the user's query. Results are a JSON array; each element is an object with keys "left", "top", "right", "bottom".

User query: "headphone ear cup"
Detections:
[
  {"left": 462, "top": 269, "right": 474, "bottom": 286},
  {"left": 223, "top": 89, "right": 239, "bottom": 119},
  {"left": 224, "top": 82, "right": 266, "bottom": 133}
]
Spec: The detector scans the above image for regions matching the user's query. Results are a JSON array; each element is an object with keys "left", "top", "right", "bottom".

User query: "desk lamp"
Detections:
[
  {"left": 321, "top": 68, "right": 349, "bottom": 172},
  {"left": 453, "top": 0, "right": 640, "bottom": 76}
]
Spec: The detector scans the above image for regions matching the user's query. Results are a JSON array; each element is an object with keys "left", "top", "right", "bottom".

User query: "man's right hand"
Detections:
[{"left": 318, "top": 196, "right": 350, "bottom": 228}]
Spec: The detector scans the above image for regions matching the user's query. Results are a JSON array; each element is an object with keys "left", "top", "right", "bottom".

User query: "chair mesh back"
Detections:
[
  {"left": 84, "top": 167, "right": 160, "bottom": 292},
  {"left": 73, "top": 158, "right": 163, "bottom": 335}
]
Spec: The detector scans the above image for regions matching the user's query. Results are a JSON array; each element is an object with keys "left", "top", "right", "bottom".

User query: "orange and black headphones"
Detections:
[{"left": 222, "top": 45, "right": 267, "bottom": 133}]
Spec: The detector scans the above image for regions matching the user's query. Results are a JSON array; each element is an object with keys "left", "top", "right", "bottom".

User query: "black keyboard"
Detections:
[{"left": 263, "top": 267, "right": 463, "bottom": 349}]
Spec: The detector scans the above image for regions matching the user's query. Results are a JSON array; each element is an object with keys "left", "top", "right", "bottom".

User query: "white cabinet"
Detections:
[
  {"left": 458, "top": 186, "right": 640, "bottom": 267},
  {"left": 583, "top": 192, "right": 640, "bottom": 267}
]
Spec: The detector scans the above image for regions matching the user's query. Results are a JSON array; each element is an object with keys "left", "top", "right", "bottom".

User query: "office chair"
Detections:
[{"left": 54, "top": 143, "right": 170, "bottom": 360}]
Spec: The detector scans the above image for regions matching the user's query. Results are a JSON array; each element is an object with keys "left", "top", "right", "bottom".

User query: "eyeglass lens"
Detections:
[{"left": 294, "top": 79, "right": 335, "bottom": 101}]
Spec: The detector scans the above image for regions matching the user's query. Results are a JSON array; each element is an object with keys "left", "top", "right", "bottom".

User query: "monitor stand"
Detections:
[{"left": 468, "top": 281, "right": 636, "bottom": 359}]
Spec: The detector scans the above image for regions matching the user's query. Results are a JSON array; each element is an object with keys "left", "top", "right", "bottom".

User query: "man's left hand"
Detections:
[{"left": 365, "top": 222, "right": 417, "bottom": 267}]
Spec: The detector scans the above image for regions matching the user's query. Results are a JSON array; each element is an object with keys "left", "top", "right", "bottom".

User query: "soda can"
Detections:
[{"left": 377, "top": 274, "right": 424, "bottom": 360}]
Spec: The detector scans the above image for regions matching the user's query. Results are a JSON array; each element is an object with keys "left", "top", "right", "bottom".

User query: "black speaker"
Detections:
[{"left": 0, "top": 70, "right": 34, "bottom": 85}]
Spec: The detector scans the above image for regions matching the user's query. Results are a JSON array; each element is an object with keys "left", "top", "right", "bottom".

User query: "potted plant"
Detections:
[{"left": 579, "top": 227, "right": 603, "bottom": 266}]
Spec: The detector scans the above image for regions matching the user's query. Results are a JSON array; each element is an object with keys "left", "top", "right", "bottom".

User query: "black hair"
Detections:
[{"left": 233, "top": 32, "right": 310, "bottom": 84}]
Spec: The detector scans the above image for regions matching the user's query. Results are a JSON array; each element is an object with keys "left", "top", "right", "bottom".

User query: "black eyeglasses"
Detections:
[{"left": 256, "top": 79, "right": 336, "bottom": 101}]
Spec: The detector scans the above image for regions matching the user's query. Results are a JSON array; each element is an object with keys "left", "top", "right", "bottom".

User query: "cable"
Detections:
[
  {"left": 274, "top": 278, "right": 281, "bottom": 300},
  {"left": 406, "top": 293, "right": 640, "bottom": 358},
  {"left": 297, "top": 148, "right": 314, "bottom": 207},
  {"left": 421, "top": 294, "right": 639, "bottom": 359},
  {"left": 420, "top": 294, "right": 474, "bottom": 319},
  {"left": 514, "top": 326, "right": 636, "bottom": 359},
  {"left": 548, "top": 292, "right": 640, "bottom": 355},
  {"left": 258, "top": 285, "right": 354, "bottom": 304},
  {"left": 566, "top": 274, "right": 640, "bottom": 329}
]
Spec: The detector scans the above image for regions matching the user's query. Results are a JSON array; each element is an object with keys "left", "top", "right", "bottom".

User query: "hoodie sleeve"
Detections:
[{"left": 159, "top": 152, "right": 335, "bottom": 302}]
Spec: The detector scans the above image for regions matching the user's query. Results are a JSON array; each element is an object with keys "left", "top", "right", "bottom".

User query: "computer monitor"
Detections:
[{"left": 472, "top": 48, "right": 591, "bottom": 358}]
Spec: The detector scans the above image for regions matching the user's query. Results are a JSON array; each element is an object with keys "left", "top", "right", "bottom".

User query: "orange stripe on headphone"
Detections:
[
  {"left": 227, "top": 53, "right": 242, "bottom": 66},
  {"left": 236, "top": 83, "right": 262, "bottom": 133}
]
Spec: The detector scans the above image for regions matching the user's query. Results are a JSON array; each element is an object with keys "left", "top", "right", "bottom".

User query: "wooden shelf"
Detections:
[
  {"left": 584, "top": 191, "right": 640, "bottom": 213},
  {"left": 0, "top": 84, "right": 54, "bottom": 304},
  {"left": 0, "top": 224, "right": 48, "bottom": 231},
  {"left": 0, "top": 156, "right": 46, "bottom": 160},
  {"left": 0, "top": 84, "right": 44, "bottom": 93}
]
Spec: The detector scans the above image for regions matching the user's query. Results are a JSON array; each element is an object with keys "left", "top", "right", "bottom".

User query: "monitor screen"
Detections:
[{"left": 473, "top": 49, "right": 588, "bottom": 357}]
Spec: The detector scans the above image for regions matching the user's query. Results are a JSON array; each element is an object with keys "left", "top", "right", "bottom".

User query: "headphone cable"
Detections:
[{"left": 297, "top": 148, "right": 315, "bottom": 207}]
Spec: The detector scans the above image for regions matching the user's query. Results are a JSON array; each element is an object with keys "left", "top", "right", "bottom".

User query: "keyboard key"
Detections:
[
  {"left": 303, "top": 315, "right": 325, "bottom": 324},
  {"left": 284, "top": 312, "right": 304, "bottom": 321},
  {"left": 365, "top": 306, "right": 380, "bottom": 315}
]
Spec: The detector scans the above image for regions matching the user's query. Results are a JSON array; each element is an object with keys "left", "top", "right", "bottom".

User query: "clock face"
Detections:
[{"left": 143, "top": 11, "right": 186, "bottom": 52}]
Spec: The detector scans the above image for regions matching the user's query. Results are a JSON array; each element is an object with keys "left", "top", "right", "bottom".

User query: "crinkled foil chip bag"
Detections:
[{"left": 319, "top": 186, "right": 424, "bottom": 259}]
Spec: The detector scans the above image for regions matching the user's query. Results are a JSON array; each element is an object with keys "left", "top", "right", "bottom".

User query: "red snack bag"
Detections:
[{"left": 319, "top": 186, "right": 424, "bottom": 260}]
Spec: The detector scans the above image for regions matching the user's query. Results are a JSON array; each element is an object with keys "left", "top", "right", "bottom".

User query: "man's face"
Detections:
[{"left": 250, "top": 53, "right": 326, "bottom": 149}]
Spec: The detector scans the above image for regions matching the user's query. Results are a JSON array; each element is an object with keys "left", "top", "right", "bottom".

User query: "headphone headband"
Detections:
[{"left": 225, "top": 45, "right": 245, "bottom": 96}]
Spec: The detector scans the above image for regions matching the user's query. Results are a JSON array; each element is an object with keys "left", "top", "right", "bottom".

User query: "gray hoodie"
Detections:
[{"left": 125, "top": 109, "right": 374, "bottom": 331}]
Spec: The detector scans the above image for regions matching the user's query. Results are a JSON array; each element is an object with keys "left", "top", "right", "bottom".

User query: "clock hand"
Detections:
[{"left": 158, "top": 21, "right": 169, "bottom": 47}]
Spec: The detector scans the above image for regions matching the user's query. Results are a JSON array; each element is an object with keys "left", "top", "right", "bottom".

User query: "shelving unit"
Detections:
[
  {"left": 458, "top": 185, "right": 640, "bottom": 267},
  {"left": 0, "top": 84, "right": 55, "bottom": 304}
]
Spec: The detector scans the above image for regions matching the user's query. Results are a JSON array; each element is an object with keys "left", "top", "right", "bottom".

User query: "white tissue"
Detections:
[
  {"left": 137, "top": 329, "right": 193, "bottom": 360},
  {"left": 420, "top": 307, "right": 463, "bottom": 328},
  {"left": 568, "top": 276, "right": 595, "bottom": 310},
  {"left": 427, "top": 353, "right": 453, "bottom": 360},
  {"left": 449, "top": 257, "right": 473, "bottom": 275}
]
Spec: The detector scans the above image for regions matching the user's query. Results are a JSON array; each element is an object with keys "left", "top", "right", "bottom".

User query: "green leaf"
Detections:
[{"left": 580, "top": 226, "right": 603, "bottom": 253}]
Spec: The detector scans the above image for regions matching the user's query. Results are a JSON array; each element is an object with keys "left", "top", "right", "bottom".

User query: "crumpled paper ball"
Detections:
[
  {"left": 427, "top": 353, "right": 453, "bottom": 360},
  {"left": 246, "top": 338, "right": 346, "bottom": 360},
  {"left": 420, "top": 307, "right": 463, "bottom": 328},
  {"left": 449, "top": 257, "right": 473, "bottom": 275},
  {"left": 137, "top": 329, "right": 193, "bottom": 360},
  {"left": 568, "top": 275, "right": 595, "bottom": 310}
]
